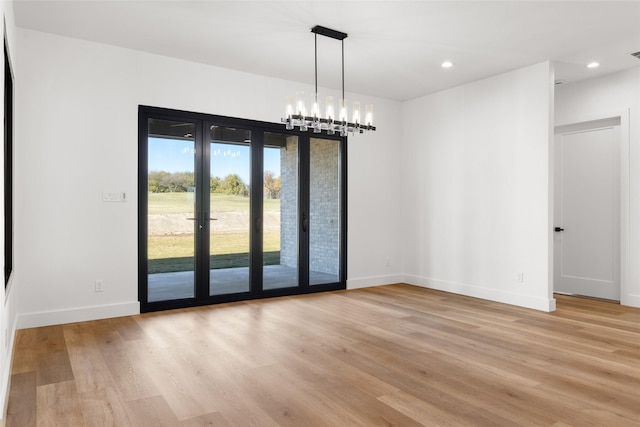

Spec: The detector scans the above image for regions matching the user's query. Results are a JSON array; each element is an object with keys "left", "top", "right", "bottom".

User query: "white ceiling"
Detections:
[{"left": 12, "top": 1, "right": 640, "bottom": 101}]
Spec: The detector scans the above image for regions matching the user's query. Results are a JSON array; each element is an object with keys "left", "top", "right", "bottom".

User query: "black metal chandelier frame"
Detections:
[{"left": 282, "top": 25, "right": 376, "bottom": 135}]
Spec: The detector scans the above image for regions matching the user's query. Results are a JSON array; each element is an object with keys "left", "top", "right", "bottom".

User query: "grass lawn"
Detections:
[
  {"left": 148, "top": 192, "right": 280, "bottom": 214},
  {"left": 148, "top": 252, "right": 282, "bottom": 274},
  {"left": 148, "top": 231, "right": 282, "bottom": 273},
  {"left": 148, "top": 231, "right": 281, "bottom": 259},
  {"left": 148, "top": 192, "right": 282, "bottom": 273}
]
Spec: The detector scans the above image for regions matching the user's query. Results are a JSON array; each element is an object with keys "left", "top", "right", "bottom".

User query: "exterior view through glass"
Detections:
[
  {"left": 209, "top": 126, "right": 251, "bottom": 296},
  {"left": 147, "top": 118, "right": 196, "bottom": 302},
  {"left": 309, "top": 138, "right": 341, "bottom": 285},
  {"left": 264, "top": 132, "right": 299, "bottom": 290}
]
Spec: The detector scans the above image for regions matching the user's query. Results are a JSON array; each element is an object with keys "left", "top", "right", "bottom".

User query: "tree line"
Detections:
[{"left": 148, "top": 171, "right": 280, "bottom": 198}]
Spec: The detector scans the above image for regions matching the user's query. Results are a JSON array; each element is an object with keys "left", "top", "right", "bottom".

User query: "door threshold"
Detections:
[{"left": 554, "top": 292, "right": 620, "bottom": 304}]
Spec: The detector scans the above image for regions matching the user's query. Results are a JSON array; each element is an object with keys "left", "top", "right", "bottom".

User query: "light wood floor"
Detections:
[{"left": 6, "top": 284, "right": 640, "bottom": 426}]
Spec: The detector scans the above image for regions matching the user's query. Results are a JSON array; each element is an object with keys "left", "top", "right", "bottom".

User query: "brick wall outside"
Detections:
[
  {"left": 309, "top": 138, "right": 339, "bottom": 275},
  {"left": 280, "top": 138, "right": 298, "bottom": 268},
  {"left": 280, "top": 137, "right": 340, "bottom": 276}
]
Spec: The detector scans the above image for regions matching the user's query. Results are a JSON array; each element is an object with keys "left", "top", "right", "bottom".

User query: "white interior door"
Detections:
[{"left": 554, "top": 120, "right": 620, "bottom": 300}]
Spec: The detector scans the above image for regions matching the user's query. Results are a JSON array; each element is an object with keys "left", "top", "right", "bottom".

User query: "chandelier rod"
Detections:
[
  {"left": 342, "top": 39, "right": 345, "bottom": 104},
  {"left": 314, "top": 33, "right": 318, "bottom": 105},
  {"left": 312, "top": 25, "right": 348, "bottom": 106}
]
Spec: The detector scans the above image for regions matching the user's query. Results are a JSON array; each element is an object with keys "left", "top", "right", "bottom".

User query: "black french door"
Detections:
[{"left": 138, "top": 106, "right": 346, "bottom": 312}]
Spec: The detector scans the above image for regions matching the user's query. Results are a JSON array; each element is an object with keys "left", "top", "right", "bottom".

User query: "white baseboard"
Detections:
[
  {"left": 347, "top": 274, "right": 404, "bottom": 290},
  {"left": 621, "top": 293, "right": 640, "bottom": 308},
  {"left": 17, "top": 301, "right": 140, "bottom": 329},
  {"left": 403, "top": 274, "right": 556, "bottom": 312}
]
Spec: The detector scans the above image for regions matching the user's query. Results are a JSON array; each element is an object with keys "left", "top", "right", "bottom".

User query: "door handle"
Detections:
[
  {"left": 554, "top": 227, "right": 564, "bottom": 232},
  {"left": 302, "top": 213, "right": 308, "bottom": 232},
  {"left": 256, "top": 218, "right": 261, "bottom": 234}
]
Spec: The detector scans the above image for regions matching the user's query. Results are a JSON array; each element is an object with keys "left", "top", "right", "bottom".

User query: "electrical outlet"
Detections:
[
  {"left": 517, "top": 272, "right": 524, "bottom": 283},
  {"left": 385, "top": 258, "right": 391, "bottom": 267},
  {"left": 95, "top": 280, "right": 104, "bottom": 292}
]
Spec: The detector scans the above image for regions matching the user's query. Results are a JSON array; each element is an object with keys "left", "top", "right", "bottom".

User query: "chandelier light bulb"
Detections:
[
  {"left": 285, "top": 96, "right": 294, "bottom": 130},
  {"left": 339, "top": 98, "right": 348, "bottom": 122},
  {"left": 311, "top": 98, "right": 320, "bottom": 119},
  {"left": 285, "top": 97, "right": 294, "bottom": 118},
  {"left": 352, "top": 101, "right": 361, "bottom": 125},
  {"left": 297, "top": 92, "right": 308, "bottom": 131},
  {"left": 325, "top": 95, "right": 335, "bottom": 121},
  {"left": 296, "top": 92, "right": 306, "bottom": 116},
  {"left": 365, "top": 104, "right": 373, "bottom": 127}
]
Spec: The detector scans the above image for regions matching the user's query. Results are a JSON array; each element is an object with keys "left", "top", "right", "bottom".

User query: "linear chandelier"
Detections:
[{"left": 282, "top": 25, "right": 376, "bottom": 136}]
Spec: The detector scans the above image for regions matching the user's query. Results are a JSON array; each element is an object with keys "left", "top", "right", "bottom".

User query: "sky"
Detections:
[{"left": 148, "top": 137, "right": 281, "bottom": 183}]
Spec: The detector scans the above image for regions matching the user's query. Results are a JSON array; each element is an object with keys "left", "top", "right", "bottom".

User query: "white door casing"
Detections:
[{"left": 554, "top": 118, "right": 621, "bottom": 301}]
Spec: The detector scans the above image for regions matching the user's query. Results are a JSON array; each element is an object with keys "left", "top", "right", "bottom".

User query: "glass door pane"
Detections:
[
  {"left": 209, "top": 126, "right": 251, "bottom": 296},
  {"left": 309, "top": 137, "right": 340, "bottom": 285},
  {"left": 147, "top": 119, "right": 196, "bottom": 302},
  {"left": 263, "top": 133, "right": 299, "bottom": 290}
]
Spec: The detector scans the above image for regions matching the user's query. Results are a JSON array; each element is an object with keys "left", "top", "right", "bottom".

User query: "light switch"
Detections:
[{"left": 103, "top": 191, "right": 127, "bottom": 202}]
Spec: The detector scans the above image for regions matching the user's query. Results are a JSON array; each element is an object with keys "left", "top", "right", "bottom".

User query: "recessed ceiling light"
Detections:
[
  {"left": 587, "top": 62, "right": 600, "bottom": 68},
  {"left": 441, "top": 61, "right": 453, "bottom": 68}
]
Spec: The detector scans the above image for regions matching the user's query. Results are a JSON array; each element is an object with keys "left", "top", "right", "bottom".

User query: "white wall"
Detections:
[
  {"left": 1, "top": 0, "right": 19, "bottom": 419},
  {"left": 347, "top": 91, "right": 404, "bottom": 288},
  {"left": 401, "top": 61, "right": 556, "bottom": 311},
  {"left": 555, "top": 67, "right": 640, "bottom": 307},
  {"left": 14, "top": 28, "right": 403, "bottom": 328}
]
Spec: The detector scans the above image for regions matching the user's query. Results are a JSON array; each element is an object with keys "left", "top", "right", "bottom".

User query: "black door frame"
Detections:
[{"left": 138, "top": 105, "right": 347, "bottom": 313}]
